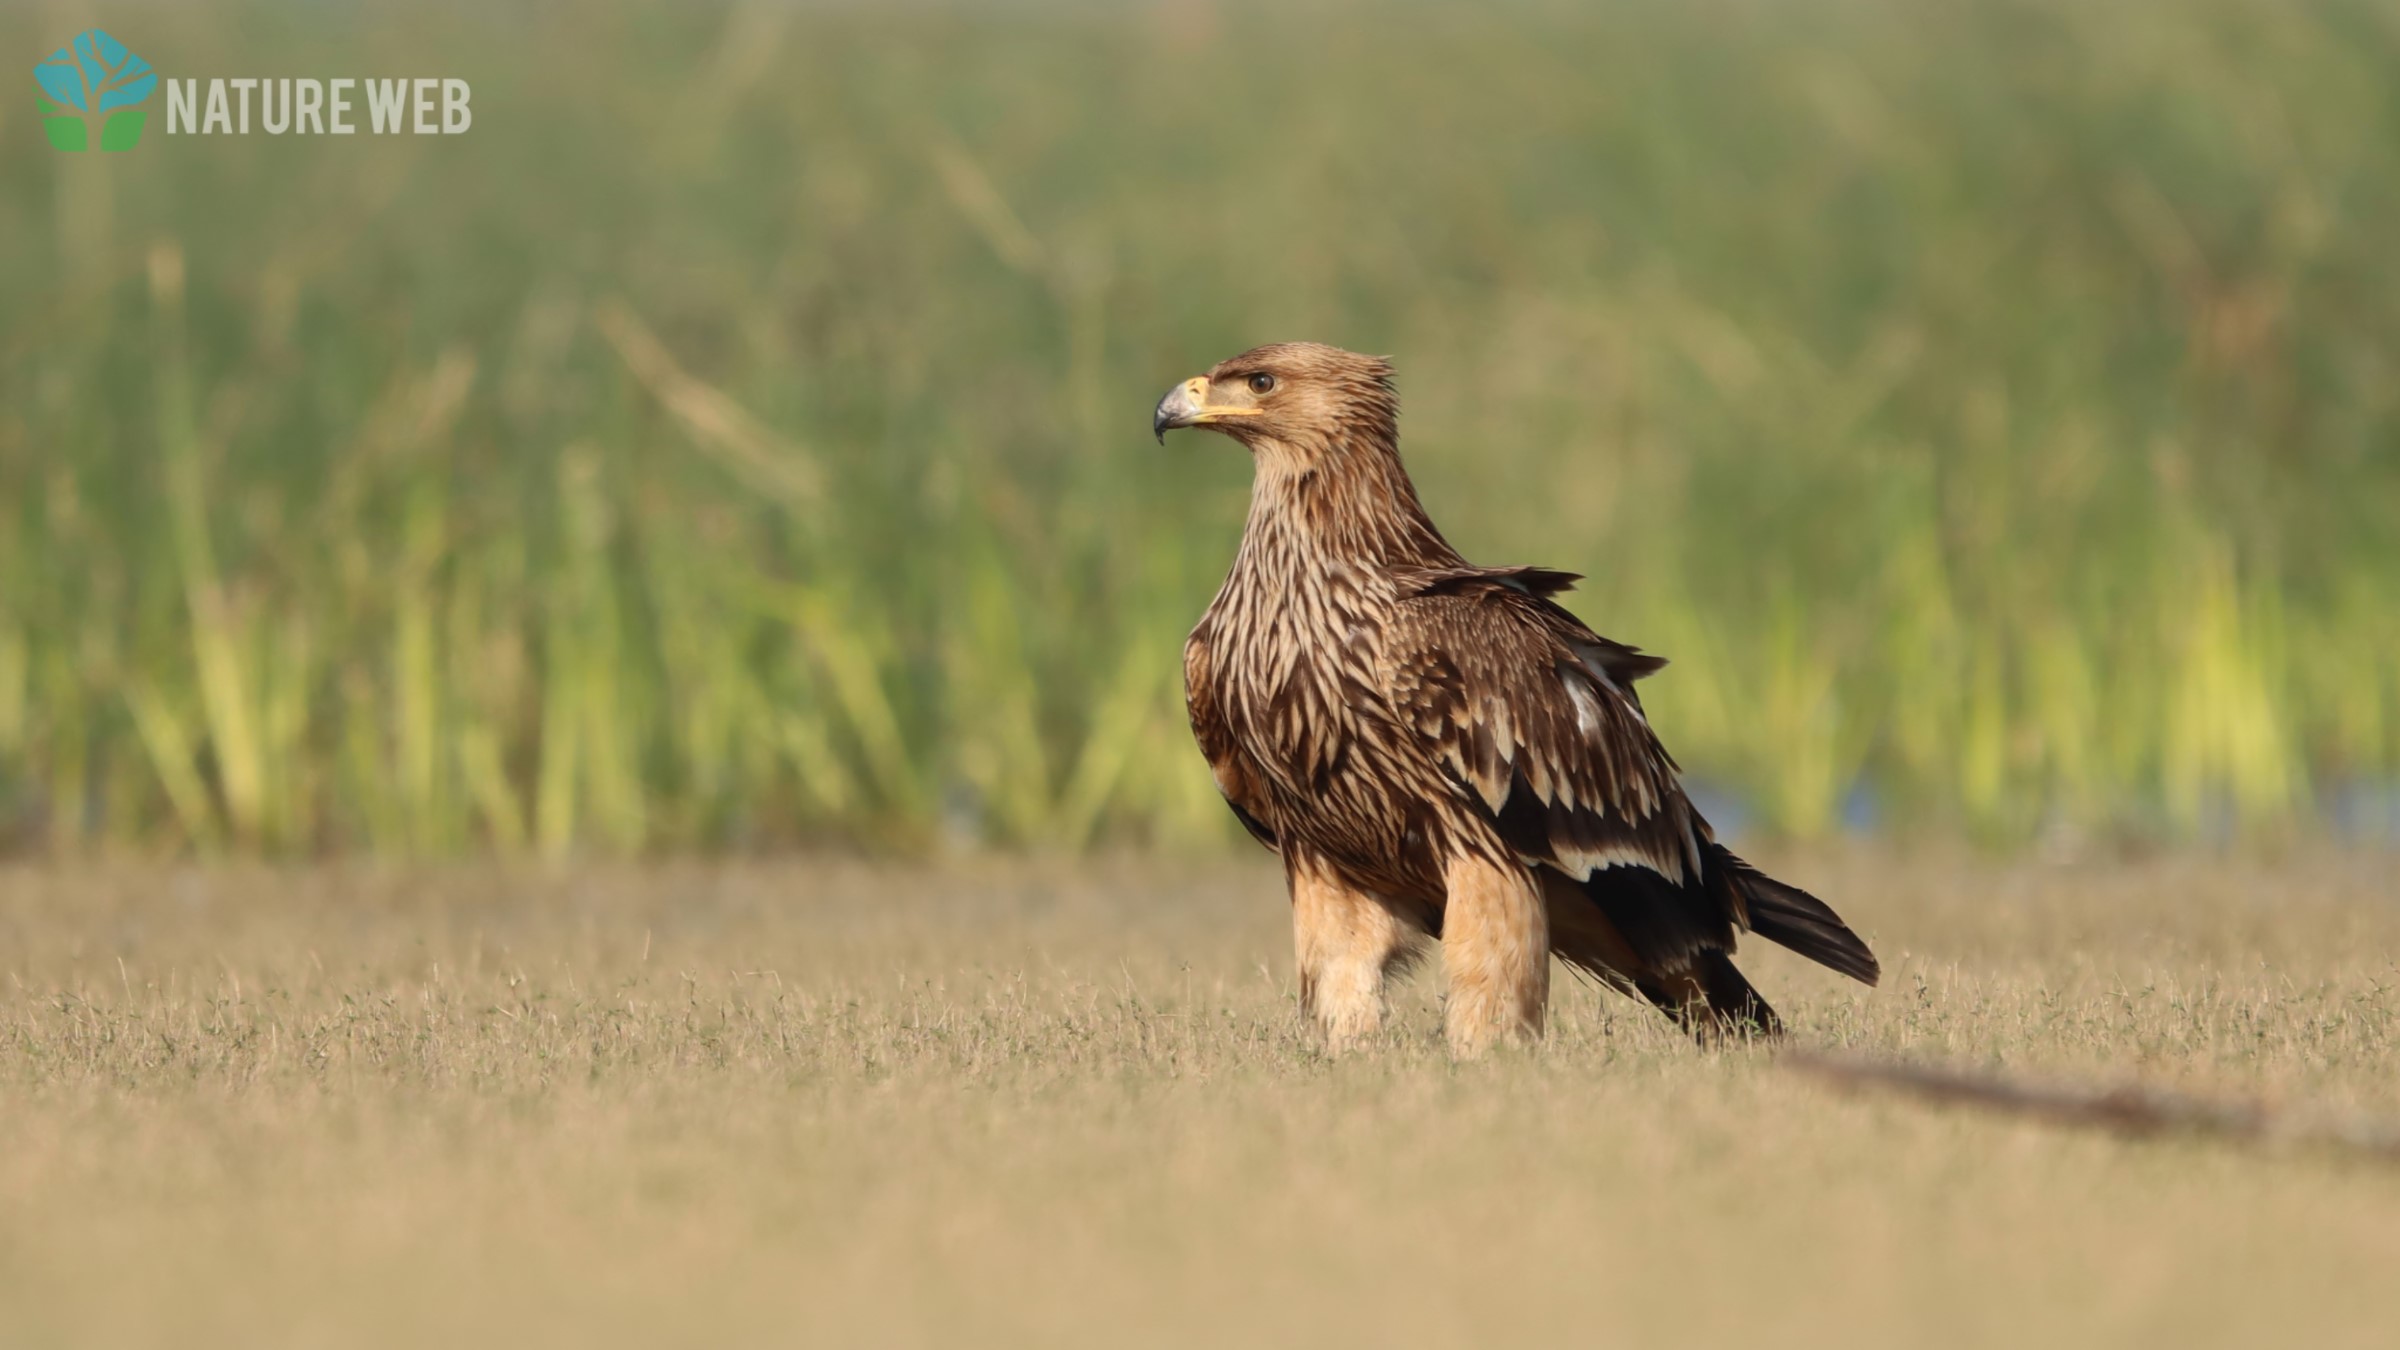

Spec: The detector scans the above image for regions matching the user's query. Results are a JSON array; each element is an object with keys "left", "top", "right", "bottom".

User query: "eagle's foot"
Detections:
[
  {"left": 1302, "top": 978, "right": 1387, "bottom": 1055},
  {"left": 1290, "top": 859, "right": 1420, "bottom": 1055}
]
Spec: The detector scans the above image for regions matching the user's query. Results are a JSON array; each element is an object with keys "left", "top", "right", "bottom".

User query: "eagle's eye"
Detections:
[{"left": 1247, "top": 373, "right": 1276, "bottom": 395}]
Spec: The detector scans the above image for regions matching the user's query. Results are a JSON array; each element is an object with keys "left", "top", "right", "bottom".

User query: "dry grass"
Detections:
[{"left": 2, "top": 849, "right": 2397, "bottom": 1348}]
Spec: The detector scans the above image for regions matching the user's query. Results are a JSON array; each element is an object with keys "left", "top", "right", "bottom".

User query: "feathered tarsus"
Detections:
[{"left": 1156, "top": 342, "right": 1877, "bottom": 1054}]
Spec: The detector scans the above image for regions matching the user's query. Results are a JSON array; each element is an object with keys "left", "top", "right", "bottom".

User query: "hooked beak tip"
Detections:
[{"left": 1153, "top": 378, "right": 1203, "bottom": 445}]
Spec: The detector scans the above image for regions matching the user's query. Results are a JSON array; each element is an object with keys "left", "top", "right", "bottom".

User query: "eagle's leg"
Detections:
[
  {"left": 1288, "top": 856, "right": 1419, "bottom": 1052},
  {"left": 1440, "top": 853, "right": 1550, "bottom": 1056}
]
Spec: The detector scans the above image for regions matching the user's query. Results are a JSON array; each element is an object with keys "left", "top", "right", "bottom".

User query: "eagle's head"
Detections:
[{"left": 1152, "top": 342, "right": 1397, "bottom": 462}]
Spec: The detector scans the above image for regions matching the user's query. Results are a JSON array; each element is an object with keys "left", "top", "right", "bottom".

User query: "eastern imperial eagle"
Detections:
[{"left": 1154, "top": 342, "right": 1878, "bottom": 1055}]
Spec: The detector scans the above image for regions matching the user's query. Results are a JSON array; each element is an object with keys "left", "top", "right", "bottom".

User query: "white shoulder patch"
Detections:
[{"left": 1564, "top": 672, "right": 1604, "bottom": 737}]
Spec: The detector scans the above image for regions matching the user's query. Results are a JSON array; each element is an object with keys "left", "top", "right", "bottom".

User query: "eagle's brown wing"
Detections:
[
  {"left": 1383, "top": 566, "right": 1880, "bottom": 1009},
  {"left": 1385, "top": 569, "right": 1700, "bottom": 882},
  {"left": 1381, "top": 568, "right": 1746, "bottom": 970},
  {"left": 1183, "top": 623, "right": 1278, "bottom": 851}
]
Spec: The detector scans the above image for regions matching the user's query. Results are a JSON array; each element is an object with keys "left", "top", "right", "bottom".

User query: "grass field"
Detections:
[
  {"left": 3, "top": 851, "right": 2396, "bottom": 1348},
  {"left": 7, "top": 0, "right": 2400, "bottom": 855}
]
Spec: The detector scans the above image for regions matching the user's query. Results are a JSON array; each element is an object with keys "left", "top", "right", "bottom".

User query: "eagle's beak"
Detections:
[{"left": 1152, "top": 376, "right": 1261, "bottom": 444}]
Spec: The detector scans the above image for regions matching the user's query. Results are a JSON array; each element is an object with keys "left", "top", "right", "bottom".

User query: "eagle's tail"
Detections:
[
  {"left": 1638, "top": 950, "right": 1783, "bottom": 1041},
  {"left": 1715, "top": 846, "right": 1880, "bottom": 986}
]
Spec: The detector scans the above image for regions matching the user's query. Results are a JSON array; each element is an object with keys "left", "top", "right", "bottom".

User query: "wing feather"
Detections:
[
  {"left": 1382, "top": 568, "right": 1719, "bottom": 914},
  {"left": 1184, "top": 625, "right": 1279, "bottom": 851}
]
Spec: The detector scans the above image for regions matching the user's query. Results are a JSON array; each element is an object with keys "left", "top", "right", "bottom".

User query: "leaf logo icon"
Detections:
[{"left": 34, "top": 29, "right": 157, "bottom": 152}]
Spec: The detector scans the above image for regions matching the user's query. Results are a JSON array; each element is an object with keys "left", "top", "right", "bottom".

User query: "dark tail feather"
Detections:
[
  {"left": 1638, "top": 951, "right": 1783, "bottom": 1043},
  {"left": 1717, "top": 847, "right": 1880, "bottom": 986},
  {"left": 1696, "top": 951, "right": 1782, "bottom": 1039}
]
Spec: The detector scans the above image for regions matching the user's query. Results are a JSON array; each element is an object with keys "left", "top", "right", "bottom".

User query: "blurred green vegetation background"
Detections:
[{"left": 2, "top": 0, "right": 2396, "bottom": 857}]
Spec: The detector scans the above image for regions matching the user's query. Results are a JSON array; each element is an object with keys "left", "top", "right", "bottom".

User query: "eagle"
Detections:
[{"left": 1154, "top": 342, "right": 1878, "bottom": 1055}]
